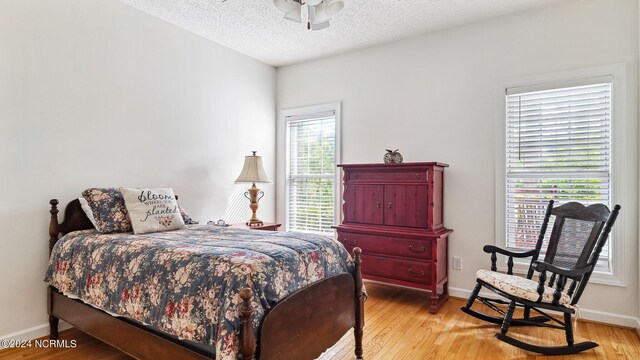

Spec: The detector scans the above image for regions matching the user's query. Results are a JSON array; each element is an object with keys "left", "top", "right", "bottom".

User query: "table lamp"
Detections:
[{"left": 235, "top": 151, "right": 272, "bottom": 226}]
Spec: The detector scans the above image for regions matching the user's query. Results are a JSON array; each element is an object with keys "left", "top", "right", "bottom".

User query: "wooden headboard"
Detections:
[
  {"left": 48, "top": 199, "right": 93, "bottom": 255},
  {"left": 48, "top": 195, "right": 180, "bottom": 255}
]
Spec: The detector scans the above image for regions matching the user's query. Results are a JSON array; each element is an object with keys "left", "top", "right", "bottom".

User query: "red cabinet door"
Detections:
[
  {"left": 383, "top": 185, "right": 428, "bottom": 228},
  {"left": 343, "top": 184, "right": 384, "bottom": 225}
]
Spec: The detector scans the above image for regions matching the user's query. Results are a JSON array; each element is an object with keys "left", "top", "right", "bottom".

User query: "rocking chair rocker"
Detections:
[{"left": 461, "top": 200, "right": 621, "bottom": 355}]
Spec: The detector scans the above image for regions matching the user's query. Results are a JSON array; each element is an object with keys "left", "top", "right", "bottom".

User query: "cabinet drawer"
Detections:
[
  {"left": 338, "top": 232, "right": 432, "bottom": 260},
  {"left": 360, "top": 254, "right": 432, "bottom": 285},
  {"left": 347, "top": 170, "right": 427, "bottom": 183}
]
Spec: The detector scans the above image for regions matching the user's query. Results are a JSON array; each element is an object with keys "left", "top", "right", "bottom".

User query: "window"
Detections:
[
  {"left": 504, "top": 79, "right": 614, "bottom": 273},
  {"left": 284, "top": 103, "right": 340, "bottom": 234},
  {"left": 496, "top": 64, "right": 628, "bottom": 285}
]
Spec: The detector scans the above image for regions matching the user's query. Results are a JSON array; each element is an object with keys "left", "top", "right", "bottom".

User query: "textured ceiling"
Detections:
[{"left": 119, "top": 0, "right": 566, "bottom": 67}]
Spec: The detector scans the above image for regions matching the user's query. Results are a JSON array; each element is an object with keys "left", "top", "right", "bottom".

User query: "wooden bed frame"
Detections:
[{"left": 47, "top": 198, "right": 365, "bottom": 360}]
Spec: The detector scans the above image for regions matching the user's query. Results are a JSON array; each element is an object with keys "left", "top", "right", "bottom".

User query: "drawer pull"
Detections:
[
  {"left": 415, "top": 173, "right": 421, "bottom": 179},
  {"left": 376, "top": 201, "right": 381, "bottom": 209},
  {"left": 408, "top": 268, "right": 425, "bottom": 277},
  {"left": 387, "top": 202, "right": 392, "bottom": 209},
  {"left": 408, "top": 245, "right": 426, "bottom": 254},
  {"left": 354, "top": 174, "right": 359, "bottom": 179},
  {"left": 343, "top": 238, "right": 358, "bottom": 246}
]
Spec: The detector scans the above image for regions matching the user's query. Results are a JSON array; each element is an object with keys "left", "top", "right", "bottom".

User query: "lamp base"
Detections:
[
  {"left": 244, "top": 183, "right": 265, "bottom": 228},
  {"left": 246, "top": 219, "right": 264, "bottom": 227}
]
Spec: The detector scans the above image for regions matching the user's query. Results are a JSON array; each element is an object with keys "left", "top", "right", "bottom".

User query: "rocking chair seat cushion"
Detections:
[{"left": 477, "top": 269, "right": 571, "bottom": 306}]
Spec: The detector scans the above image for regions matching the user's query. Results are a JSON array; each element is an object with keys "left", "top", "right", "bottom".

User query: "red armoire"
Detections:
[{"left": 334, "top": 162, "right": 452, "bottom": 313}]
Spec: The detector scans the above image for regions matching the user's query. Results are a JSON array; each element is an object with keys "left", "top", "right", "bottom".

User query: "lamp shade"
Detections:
[{"left": 235, "top": 152, "right": 272, "bottom": 184}]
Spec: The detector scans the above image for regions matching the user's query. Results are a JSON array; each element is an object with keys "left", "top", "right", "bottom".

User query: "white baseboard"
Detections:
[
  {"left": 449, "top": 286, "right": 639, "bottom": 328},
  {"left": 0, "top": 321, "right": 72, "bottom": 344}
]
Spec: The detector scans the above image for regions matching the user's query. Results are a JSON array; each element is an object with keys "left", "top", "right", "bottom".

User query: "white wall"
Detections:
[
  {"left": 0, "top": 0, "right": 276, "bottom": 338},
  {"left": 637, "top": 0, "right": 640, "bottom": 332},
  {"left": 277, "top": 0, "right": 639, "bottom": 324}
]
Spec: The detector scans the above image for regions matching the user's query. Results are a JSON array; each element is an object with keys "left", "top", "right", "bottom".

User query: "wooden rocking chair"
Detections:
[{"left": 461, "top": 200, "right": 621, "bottom": 355}]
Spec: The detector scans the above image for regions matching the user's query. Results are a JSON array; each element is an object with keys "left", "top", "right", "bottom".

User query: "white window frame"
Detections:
[
  {"left": 495, "top": 64, "right": 627, "bottom": 286},
  {"left": 278, "top": 102, "right": 342, "bottom": 234}
]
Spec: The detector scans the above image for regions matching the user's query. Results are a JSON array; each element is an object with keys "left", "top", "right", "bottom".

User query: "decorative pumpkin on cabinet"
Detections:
[{"left": 383, "top": 149, "right": 403, "bottom": 164}]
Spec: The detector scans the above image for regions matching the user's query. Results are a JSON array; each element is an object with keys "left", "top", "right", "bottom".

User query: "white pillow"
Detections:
[
  {"left": 120, "top": 188, "right": 185, "bottom": 234},
  {"left": 78, "top": 197, "right": 98, "bottom": 229}
]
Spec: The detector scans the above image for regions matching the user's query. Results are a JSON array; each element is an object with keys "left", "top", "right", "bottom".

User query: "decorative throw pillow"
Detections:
[
  {"left": 78, "top": 197, "right": 98, "bottom": 230},
  {"left": 82, "top": 188, "right": 132, "bottom": 233},
  {"left": 121, "top": 188, "right": 185, "bottom": 234}
]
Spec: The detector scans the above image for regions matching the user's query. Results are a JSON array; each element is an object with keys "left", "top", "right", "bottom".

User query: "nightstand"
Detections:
[{"left": 230, "top": 222, "right": 282, "bottom": 231}]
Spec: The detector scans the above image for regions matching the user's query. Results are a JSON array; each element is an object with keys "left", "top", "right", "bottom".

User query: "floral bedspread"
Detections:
[{"left": 45, "top": 225, "right": 354, "bottom": 359}]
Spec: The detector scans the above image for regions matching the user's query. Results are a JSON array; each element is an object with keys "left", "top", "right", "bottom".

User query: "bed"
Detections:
[{"left": 45, "top": 198, "right": 365, "bottom": 360}]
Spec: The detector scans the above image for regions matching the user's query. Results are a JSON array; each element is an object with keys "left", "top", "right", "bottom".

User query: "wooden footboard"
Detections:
[
  {"left": 48, "top": 198, "right": 365, "bottom": 360},
  {"left": 257, "top": 273, "right": 358, "bottom": 359}
]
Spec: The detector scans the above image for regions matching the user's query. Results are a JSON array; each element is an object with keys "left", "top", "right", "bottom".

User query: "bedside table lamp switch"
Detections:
[{"left": 235, "top": 151, "right": 272, "bottom": 227}]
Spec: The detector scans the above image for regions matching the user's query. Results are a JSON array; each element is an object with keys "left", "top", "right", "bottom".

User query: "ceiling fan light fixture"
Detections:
[
  {"left": 273, "top": 0, "right": 293, "bottom": 13},
  {"left": 311, "top": 20, "right": 330, "bottom": 31},
  {"left": 283, "top": 3, "right": 302, "bottom": 23},
  {"left": 273, "top": 0, "right": 343, "bottom": 30},
  {"left": 325, "top": 0, "right": 344, "bottom": 16},
  {"left": 310, "top": 3, "right": 330, "bottom": 25}
]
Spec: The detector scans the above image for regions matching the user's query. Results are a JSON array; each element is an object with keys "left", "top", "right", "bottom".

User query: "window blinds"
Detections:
[
  {"left": 505, "top": 81, "right": 612, "bottom": 271},
  {"left": 286, "top": 111, "right": 336, "bottom": 234}
]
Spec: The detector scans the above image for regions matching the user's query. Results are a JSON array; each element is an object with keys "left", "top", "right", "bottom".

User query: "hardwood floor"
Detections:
[{"left": 1, "top": 283, "right": 639, "bottom": 359}]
